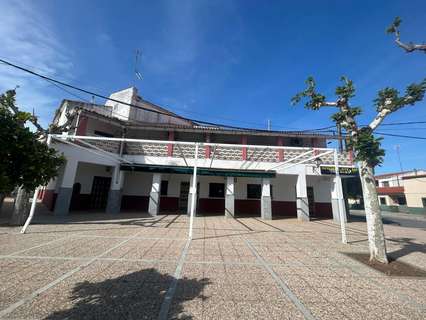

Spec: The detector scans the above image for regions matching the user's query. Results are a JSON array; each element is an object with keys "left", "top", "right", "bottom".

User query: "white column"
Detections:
[
  {"left": 225, "top": 177, "right": 235, "bottom": 217},
  {"left": 261, "top": 178, "right": 272, "bottom": 220},
  {"left": 187, "top": 175, "right": 197, "bottom": 216},
  {"left": 54, "top": 159, "right": 78, "bottom": 216},
  {"left": 334, "top": 149, "right": 347, "bottom": 243},
  {"left": 106, "top": 165, "right": 124, "bottom": 214},
  {"left": 148, "top": 173, "right": 161, "bottom": 216},
  {"left": 331, "top": 176, "right": 347, "bottom": 223},
  {"left": 296, "top": 169, "right": 309, "bottom": 221}
]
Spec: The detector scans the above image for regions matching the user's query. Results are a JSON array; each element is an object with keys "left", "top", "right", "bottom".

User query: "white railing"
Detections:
[{"left": 50, "top": 134, "right": 354, "bottom": 167}]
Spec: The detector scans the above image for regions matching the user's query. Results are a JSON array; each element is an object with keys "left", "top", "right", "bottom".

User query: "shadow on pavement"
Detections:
[
  {"left": 388, "top": 237, "right": 426, "bottom": 261},
  {"left": 44, "top": 268, "right": 210, "bottom": 320}
]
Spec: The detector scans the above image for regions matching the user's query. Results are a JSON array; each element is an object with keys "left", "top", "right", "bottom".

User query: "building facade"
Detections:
[
  {"left": 375, "top": 170, "right": 426, "bottom": 214},
  {"left": 40, "top": 87, "right": 355, "bottom": 222}
]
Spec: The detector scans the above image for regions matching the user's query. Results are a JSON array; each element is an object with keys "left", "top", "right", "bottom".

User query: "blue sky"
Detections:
[{"left": 0, "top": 0, "right": 425, "bottom": 173}]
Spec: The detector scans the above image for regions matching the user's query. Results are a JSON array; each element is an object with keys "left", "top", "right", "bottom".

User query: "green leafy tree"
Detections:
[
  {"left": 292, "top": 76, "right": 426, "bottom": 263},
  {"left": 0, "top": 90, "right": 67, "bottom": 224},
  {"left": 387, "top": 17, "right": 426, "bottom": 53}
]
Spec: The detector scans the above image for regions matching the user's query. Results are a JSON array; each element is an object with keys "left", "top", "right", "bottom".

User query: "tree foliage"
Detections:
[
  {"left": 0, "top": 90, "right": 64, "bottom": 194},
  {"left": 291, "top": 76, "right": 426, "bottom": 168}
]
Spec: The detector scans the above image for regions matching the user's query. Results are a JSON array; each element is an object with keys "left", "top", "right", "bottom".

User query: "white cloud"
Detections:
[{"left": 0, "top": 0, "right": 73, "bottom": 127}]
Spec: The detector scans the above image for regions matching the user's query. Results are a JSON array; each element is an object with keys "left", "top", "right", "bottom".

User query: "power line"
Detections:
[
  {"left": 2, "top": 57, "right": 426, "bottom": 138},
  {"left": 375, "top": 132, "right": 426, "bottom": 140},
  {"left": 1, "top": 57, "right": 337, "bottom": 134}
]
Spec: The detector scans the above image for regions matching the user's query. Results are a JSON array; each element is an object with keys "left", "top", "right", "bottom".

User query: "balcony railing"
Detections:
[{"left": 53, "top": 135, "right": 354, "bottom": 167}]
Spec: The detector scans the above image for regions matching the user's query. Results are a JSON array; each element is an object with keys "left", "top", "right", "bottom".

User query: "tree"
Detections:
[
  {"left": 387, "top": 17, "right": 426, "bottom": 53},
  {"left": 292, "top": 76, "right": 426, "bottom": 263},
  {"left": 0, "top": 89, "right": 71, "bottom": 225}
]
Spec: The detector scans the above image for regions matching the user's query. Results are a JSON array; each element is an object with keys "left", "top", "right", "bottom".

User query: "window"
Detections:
[
  {"left": 397, "top": 196, "right": 406, "bottom": 205},
  {"left": 209, "top": 183, "right": 225, "bottom": 198},
  {"left": 247, "top": 184, "right": 261, "bottom": 199},
  {"left": 290, "top": 138, "right": 302, "bottom": 147},
  {"left": 379, "top": 197, "right": 387, "bottom": 205},
  {"left": 375, "top": 180, "right": 379, "bottom": 187},
  {"left": 94, "top": 130, "right": 114, "bottom": 137},
  {"left": 422, "top": 198, "right": 426, "bottom": 208},
  {"left": 382, "top": 181, "right": 390, "bottom": 187},
  {"left": 160, "top": 180, "right": 168, "bottom": 196}
]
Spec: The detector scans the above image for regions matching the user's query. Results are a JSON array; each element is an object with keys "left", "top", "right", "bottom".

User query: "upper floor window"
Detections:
[
  {"left": 382, "top": 181, "right": 390, "bottom": 187},
  {"left": 94, "top": 130, "right": 114, "bottom": 138},
  {"left": 290, "top": 138, "right": 302, "bottom": 147}
]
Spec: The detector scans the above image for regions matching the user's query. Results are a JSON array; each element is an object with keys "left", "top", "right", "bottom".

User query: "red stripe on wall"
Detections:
[
  {"left": 272, "top": 201, "right": 297, "bottom": 217},
  {"left": 160, "top": 197, "right": 179, "bottom": 212},
  {"left": 235, "top": 199, "right": 260, "bottom": 216},
  {"left": 41, "top": 190, "right": 57, "bottom": 211},
  {"left": 198, "top": 198, "right": 225, "bottom": 214},
  {"left": 76, "top": 116, "right": 88, "bottom": 135}
]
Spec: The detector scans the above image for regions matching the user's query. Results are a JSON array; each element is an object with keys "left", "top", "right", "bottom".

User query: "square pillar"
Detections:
[
  {"left": 54, "top": 159, "right": 78, "bottom": 216},
  {"left": 331, "top": 176, "right": 347, "bottom": 223},
  {"left": 106, "top": 165, "right": 124, "bottom": 214},
  {"left": 296, "top": 170, "right": 309, "bottom": 221},
  {"left": 261, "top": 178, "right": 272, "bottom": 220},
  {"left": 225, "top": 177, "right": 235, "bottom": 217},
  {"left": 148, "top": 173, "right": 161, "bottom": 216}
]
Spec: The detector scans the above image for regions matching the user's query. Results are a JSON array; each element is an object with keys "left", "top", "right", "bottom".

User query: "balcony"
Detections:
[{"left": 56, "top": 135, "right": 355, "bottom": 167}]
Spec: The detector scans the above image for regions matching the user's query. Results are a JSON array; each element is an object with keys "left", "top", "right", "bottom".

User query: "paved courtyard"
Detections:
[{"left": 0, "top": 211, "right": 425, "bottom": 319}]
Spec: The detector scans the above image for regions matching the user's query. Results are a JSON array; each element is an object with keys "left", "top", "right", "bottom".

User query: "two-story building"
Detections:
[
  {"left": 375, "top": 170, "right": 426, "bottom": 214},
  {"left": 39, "top": 87, "right": 355, "bottom": 222}
]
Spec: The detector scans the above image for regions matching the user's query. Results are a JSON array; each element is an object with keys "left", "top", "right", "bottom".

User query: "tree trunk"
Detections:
[
  {"left": 359, "top": 161, "right": 389, "bottom": 263},
  {"left": 10, "top": 187, "right": 31, "bottom": 226}
]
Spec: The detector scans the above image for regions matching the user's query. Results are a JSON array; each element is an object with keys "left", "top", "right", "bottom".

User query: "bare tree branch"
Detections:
[{"left": 388, "top": 17, "right": 426, "bottom": 53}]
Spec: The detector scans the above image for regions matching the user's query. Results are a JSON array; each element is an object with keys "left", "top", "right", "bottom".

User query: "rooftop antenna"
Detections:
[
  {"left": 394, "top": 144, "right": 403, "bottom": 172},
  {"left": 134, "top": 49, "right": 143, "bottom": 85},
  {"left": 267, "top": 119, "right": 271, "bottom": 131}
]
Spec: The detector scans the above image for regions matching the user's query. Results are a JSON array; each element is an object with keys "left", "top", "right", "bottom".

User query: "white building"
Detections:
[{"left": 40, "top": 87, "right": 355, "bottom": 222}]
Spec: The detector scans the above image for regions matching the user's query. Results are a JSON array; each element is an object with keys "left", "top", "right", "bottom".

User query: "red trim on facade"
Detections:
[
  {"left": 349, "top": 150, "right": 354, "bottom": 164},
  {"left": 376, "top": 186, "right": 404, "bottom": 195},
  {"left": 121, "top": 195, "right": 149, "bottom": 211},
  {"left": 272, "top": 201, "right": 296, "bottom": 217},
  {"left": 41, "top": 190, "right": 57, "bottom": 211},
  {"left": 277, "top": 137, "right": 284, "bottom": 161},
  {"left": 159, "top": 196, "right": 179, "bottom": 212},
  {"left": 241, "top": 136, "right": 248, "bottom": 160},
  {"left": 235, "top": 199, "right": 260, "bottom": 216},
  {"left": 76, "top": 116, "right": 88, "bottom": 135},
  {"left": 205, "top": 134, "right": 211, "bottom": 158},
  {"left": 313, "top": 149, "right": 319, "bottom": 156},
  {"left": 312, "top": 202, "right": 332, "bottom": 218},
  {"left": 198, "top": 198, "right": 225, "bottom": 213},
  {"left": 167, "top": 131, "right": 174, "bottom": 157}
]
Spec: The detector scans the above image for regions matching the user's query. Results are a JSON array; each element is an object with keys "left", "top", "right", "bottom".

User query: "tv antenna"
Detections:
[{"left": 134, "top": 49, "right": 143, "bottom": 83}]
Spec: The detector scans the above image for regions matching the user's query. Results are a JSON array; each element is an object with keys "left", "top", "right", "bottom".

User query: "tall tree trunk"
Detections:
[
  {"left": 359, "top": 161, "right": 388, "bottom": 263},
  {"left": 10, "top": 187, "right": 31, "bottom": 226}
]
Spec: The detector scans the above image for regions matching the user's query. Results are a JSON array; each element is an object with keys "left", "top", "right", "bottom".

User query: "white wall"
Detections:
[
  {"left": 74, "top": 162, "right": 113, "bottom": 194},
  {"left": 122, "top": 172, "right": 153, "bottom": 196},
  {"left": 307, "top": 175, "right": 333, "bottom": 202}
]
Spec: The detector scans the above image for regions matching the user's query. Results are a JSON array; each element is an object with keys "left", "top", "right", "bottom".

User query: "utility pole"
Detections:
[{"left": 267, "top": 119, "right": 271, "bottom": 131}]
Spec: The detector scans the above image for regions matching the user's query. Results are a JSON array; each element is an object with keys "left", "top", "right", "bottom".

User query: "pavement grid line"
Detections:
[
  {"left": 6, "top": 235, "right": 73, "bottom": 257},
  {"left": 254, "top": 217, "right": 426, "bottom": 312},
  {"left": 158, "top": 238, "right": 191, "bottom": 320},
  {"left": 244, "top": 239, "right": 317, "bottom": 320},
  {"left": 0, "top": 228, "right": 147, "bottom": 319}
]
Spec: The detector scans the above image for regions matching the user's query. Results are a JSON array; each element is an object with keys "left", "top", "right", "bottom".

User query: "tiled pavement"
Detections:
[{"left": 0, "top": 213, "right": 425, "bottom": 319}]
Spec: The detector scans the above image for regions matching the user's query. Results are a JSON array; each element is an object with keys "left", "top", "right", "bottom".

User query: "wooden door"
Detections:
[
  {"left": 90, "top": 176, "right": 111, "bottom": 210},
  {"left": 179, "top": 182, "right": 190, "bottom": 212},
  {"left": 307, "top": 186, "right": 315, "bottom": 215}
]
